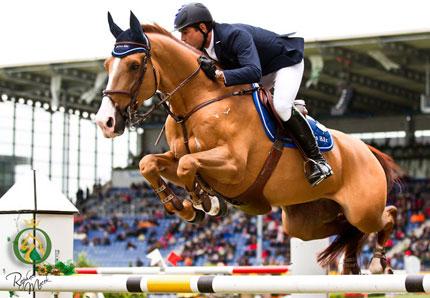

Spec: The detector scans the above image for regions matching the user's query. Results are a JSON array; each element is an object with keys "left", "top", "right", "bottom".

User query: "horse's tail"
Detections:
[
  {"left": 317, "top": 223, "right": 368, "bottom": 268},
  {"left": 367, "top": 145, "right": 403, "bottom": 193}
]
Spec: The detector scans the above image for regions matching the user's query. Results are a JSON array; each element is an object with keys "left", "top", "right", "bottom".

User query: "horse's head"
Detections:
[{"left": 96, "top": 11, "right": 158, "bottom": 138}]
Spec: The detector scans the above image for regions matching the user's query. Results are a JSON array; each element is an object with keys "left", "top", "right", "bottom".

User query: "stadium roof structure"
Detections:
[{"left": 1, "top": 31, "right": 430, "bottom": 132}]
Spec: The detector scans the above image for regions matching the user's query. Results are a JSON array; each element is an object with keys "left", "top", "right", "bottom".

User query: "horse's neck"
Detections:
[{"left": 151, "top": 35, "right": 226, "bottom": 116}]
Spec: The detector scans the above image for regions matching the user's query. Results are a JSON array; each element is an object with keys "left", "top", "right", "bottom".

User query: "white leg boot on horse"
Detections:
[
  {"left": 369, "top": 205, "right": 398, "bottom": 274},
  {"left": 139, "top": 151, "right": 205, "bottom": 223},
  {"left": 187, "top": 180, "right": 229, "bottom": 217}
]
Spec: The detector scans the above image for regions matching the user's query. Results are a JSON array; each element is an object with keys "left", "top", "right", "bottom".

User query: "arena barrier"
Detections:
[
  {"left": 1, "top": 274, "right": 430, "bottom": 294},
  {"left": 75, "top": 265, "right": 289, "bottom": 275}
]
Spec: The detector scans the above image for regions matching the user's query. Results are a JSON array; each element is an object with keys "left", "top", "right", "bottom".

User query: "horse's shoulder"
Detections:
[{"left": 164, "top": 117, "right": 181, "bottom": 140}]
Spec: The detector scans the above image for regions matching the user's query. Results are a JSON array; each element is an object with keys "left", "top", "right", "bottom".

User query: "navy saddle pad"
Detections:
[{"left": 251, "top": 83, "right": 334, "bottom": 152}]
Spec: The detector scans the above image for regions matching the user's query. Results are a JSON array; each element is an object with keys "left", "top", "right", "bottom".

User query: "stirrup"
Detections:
[{"left": 304, "top": 159, "right": 333, "bottom": 187}]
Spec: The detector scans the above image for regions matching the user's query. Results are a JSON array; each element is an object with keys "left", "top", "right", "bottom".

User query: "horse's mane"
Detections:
[{"left": 142, "top": 23, "right": 202, "bottom": 55}]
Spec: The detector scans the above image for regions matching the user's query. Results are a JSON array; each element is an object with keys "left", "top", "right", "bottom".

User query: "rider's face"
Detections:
[{"left": 180, "top": 26, "right": 203, "bottom": 49}]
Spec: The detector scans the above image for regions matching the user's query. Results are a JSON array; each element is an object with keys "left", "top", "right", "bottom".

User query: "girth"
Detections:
[{"left": 225, "top": 139, "right": 283, "bottom": 215}]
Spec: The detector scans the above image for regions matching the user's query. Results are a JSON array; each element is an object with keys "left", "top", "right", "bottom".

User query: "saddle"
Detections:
[
  {"left": 252, "top": 84, "right": 334, "bottom": 151},
  {"left": 259, "top": 88, "right": 309, "bottom": 124}
]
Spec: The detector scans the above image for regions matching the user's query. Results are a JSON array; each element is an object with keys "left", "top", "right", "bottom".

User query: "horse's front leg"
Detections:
[
  {"left": 176, "top": 145, "right": 245, "bottom": 215},
  {"left": 139, "top": 151, "right": 204, "bottom": 223}
]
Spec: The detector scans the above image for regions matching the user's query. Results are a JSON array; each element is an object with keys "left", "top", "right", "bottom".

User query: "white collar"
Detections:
[{"left": 204, "top": 31, "right": 218, "bottom": 61}]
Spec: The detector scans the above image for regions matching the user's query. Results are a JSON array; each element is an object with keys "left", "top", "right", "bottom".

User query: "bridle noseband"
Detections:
[{"left": 102, "top": 42, "right": 159, "bottom": 129}]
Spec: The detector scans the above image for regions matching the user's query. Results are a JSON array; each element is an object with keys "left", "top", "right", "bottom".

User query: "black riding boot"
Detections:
[{"left": 282, "top": 107, "right": 333, "bottom": 186}]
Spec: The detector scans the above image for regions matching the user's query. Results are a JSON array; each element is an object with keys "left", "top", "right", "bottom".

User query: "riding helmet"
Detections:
[{"left": 174, "top": 3, "right": 213, "bottom": 31}]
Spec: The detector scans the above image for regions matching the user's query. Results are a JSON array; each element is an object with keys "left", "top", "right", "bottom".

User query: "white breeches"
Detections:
[{"left": 260, "top": 59, "right": 304, "bottom": 121}]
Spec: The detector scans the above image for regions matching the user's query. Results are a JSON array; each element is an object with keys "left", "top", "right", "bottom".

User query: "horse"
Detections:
[{"left": 95, "top": 12, "right": 401, "bottom": 274}]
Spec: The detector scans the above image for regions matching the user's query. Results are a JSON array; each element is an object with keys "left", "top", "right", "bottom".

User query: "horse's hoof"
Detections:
[
  {"left": 368, "top": 257, "right": 384, "bottom": 274},
  {"left": 187, "top": 209, "right": 206, "bottom": 224}
]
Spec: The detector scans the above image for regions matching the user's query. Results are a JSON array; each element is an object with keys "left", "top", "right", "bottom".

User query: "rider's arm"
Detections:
[{"left": 223, "top": 30, "right": 262, "bottom": 86}]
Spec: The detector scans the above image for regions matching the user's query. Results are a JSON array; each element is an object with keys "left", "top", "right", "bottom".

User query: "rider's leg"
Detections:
[{"left": 272, "top": 61, "right": 333, "bottom": 186}]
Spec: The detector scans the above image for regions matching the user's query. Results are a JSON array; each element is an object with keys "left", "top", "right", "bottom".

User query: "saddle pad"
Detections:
[{"left": 251, "top": 83, "right": 334, "bottom": 151}]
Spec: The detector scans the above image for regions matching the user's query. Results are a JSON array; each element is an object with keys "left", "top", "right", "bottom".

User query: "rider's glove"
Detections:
[{"left": 198, "top": 56, "right": 217, "bottom": 81}]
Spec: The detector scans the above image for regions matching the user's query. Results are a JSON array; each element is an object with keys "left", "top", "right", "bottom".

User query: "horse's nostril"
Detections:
[{"left": 106, "top": 117, "right": 114, "bottom": 128}]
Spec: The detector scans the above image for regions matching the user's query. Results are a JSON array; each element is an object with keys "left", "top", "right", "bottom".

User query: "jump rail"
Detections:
[
  {"left": 1, "top": 274, "right": 429, "bottom": 294},
  {"left": 75, "top": 265, "right": 289, "bottom": 275}
]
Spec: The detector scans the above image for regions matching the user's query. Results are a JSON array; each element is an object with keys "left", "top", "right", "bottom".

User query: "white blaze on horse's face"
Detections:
[
  {"left": 95, "top": 96, "right": 119, "bottom": 138},
  {"left": 106, "top": 58, "right": 121, "bottom": 90},
  {"left": 95, "top": 58, "right": 122, "bottom": 138}
]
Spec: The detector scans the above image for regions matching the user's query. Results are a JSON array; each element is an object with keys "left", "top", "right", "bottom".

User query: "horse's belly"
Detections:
[{"left": 262, "top": 146, "right": 342, "bottom": 206}]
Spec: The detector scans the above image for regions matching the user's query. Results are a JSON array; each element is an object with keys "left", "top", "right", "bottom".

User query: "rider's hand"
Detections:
[
  {"left": 215, "top": 70, "right": 225, "bottom": 82},
  {"left": 198, "top": 56, "right": 217, "bottom": 81}
]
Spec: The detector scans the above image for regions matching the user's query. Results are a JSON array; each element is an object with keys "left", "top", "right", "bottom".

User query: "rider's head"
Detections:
[{"left": 174, "top": 3, "right": 214, "bottom": 50}]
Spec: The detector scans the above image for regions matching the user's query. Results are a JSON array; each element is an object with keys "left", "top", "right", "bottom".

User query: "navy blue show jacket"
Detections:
[{"left": 211, "top": 22, "right": 304, "bottom": 86}]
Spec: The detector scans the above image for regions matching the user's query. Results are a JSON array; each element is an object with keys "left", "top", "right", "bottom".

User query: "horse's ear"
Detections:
[
  {"left": 129, "top": 11, "right": 145, "bottom": 39},
  {"left": 108, "top": 12, "right": 124, "bottom": 38}
]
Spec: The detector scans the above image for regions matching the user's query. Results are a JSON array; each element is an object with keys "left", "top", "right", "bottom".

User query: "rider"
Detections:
[{"left": 174, "top": 3, "right": 333, "bottom": 186}]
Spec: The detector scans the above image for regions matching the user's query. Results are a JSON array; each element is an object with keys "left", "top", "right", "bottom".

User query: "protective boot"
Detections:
[{"left": 282, "top": 107, "right": 333, "bottom": 186}]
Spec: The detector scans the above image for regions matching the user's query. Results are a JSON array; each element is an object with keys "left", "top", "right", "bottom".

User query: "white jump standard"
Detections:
[{"left": 1, "top": 274, "right": 430, "bottom": 294}]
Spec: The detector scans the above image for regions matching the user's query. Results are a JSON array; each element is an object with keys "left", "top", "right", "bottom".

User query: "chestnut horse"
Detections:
[{"left": 96, "top": 13, "right": 400, "bottom": 274}]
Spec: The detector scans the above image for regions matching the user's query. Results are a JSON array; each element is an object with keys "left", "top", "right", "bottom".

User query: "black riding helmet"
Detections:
[
  {"left": 174, "top": 3, "right": 214, "bottom": 50},
  {"left": 174, "top": 3, "right": 213, "bottom": 31}
]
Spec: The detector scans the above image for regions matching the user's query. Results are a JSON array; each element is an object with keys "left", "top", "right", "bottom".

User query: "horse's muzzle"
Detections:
[{"left": 95, "top": 96, "right": 126, "bottom": 138}]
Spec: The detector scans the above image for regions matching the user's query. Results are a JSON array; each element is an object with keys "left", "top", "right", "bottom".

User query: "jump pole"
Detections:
[
  {"left": 1, "top": 274, "right": 430, "bottom": 294},
  {"left": 75, "top": 265, "right": 289, "bottom": 275}
]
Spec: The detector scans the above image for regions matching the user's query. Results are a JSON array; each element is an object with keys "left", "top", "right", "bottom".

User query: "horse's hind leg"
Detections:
[
  {"left": 282, "top": 199, "right": 361, "bottom": 274},
  {"left": 342, "top": 226, "right": 367, "bottom": 274},
  {"left": 281, "top": 199, "right": 346, "bottom": 241},
  {"left": 369, "top": 205, "right": 397, "bottom": 274}
]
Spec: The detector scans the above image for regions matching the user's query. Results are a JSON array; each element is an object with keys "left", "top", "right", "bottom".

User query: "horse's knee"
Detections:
[
  {"left": 177, "top": 155, "right": 198, "bottom": 179},
  {"left": 139, "top": 155, "right": 159, "bottom": 177}
]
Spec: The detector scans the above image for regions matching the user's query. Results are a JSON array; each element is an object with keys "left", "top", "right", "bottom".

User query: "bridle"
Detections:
[
  {"left": 102, "top": 41, "right": 202, "bottom": 129},
  {"left": 103, "top": 41, "right": 158, "bottom": 129}
]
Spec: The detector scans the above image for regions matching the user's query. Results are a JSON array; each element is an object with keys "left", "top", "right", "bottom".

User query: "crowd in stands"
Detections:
[{"left": 74, "top": 174, "right": 430, "bottom": 271}]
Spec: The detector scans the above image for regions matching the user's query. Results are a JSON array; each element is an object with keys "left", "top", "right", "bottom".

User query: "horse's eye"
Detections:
[{"left": 130, "top": 63, "right": 140, "bottom": 71}]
